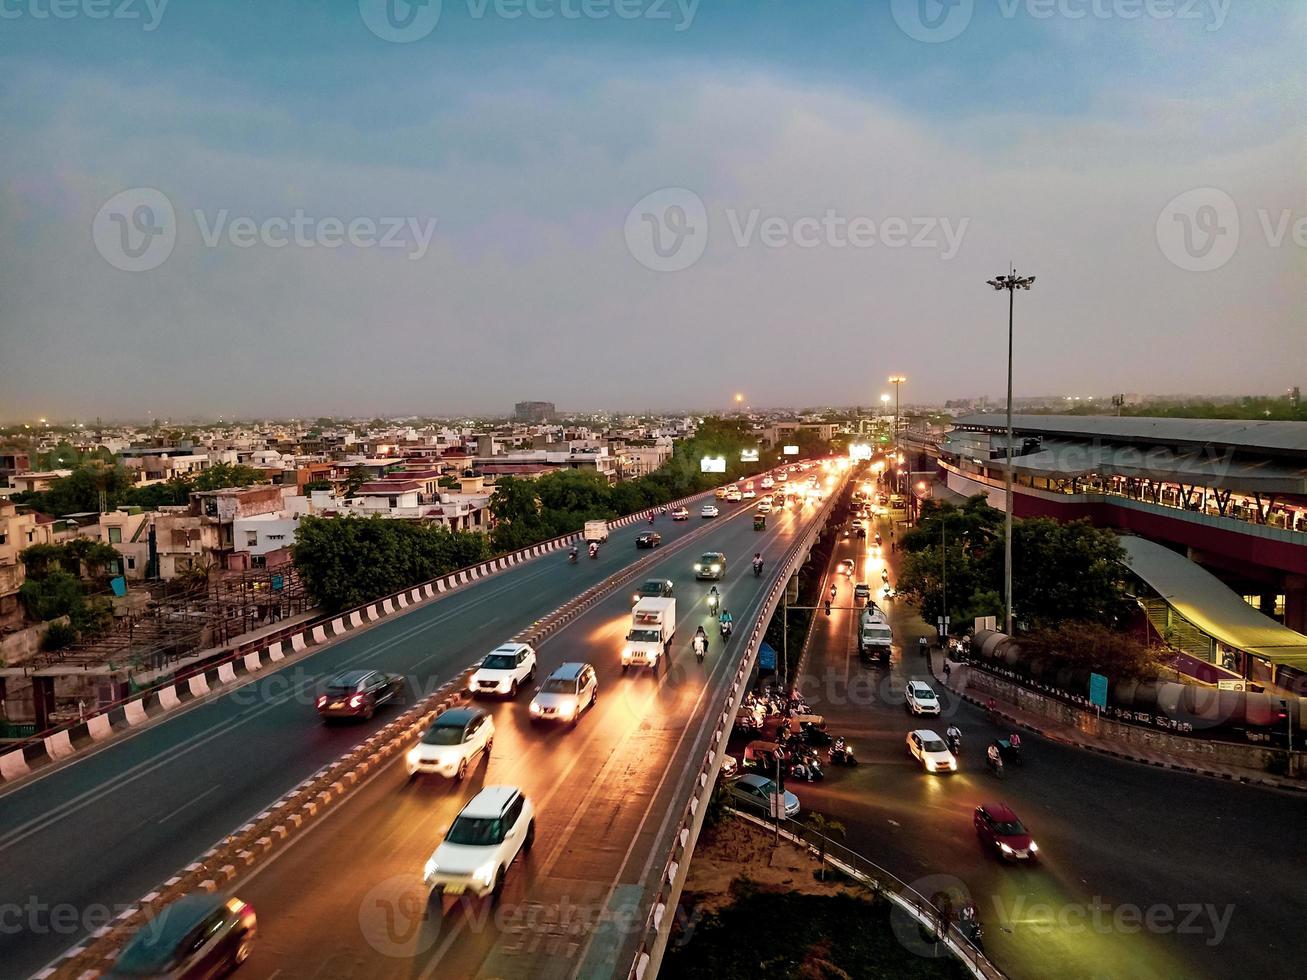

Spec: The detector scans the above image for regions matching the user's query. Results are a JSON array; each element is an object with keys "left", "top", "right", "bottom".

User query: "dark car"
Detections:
[
  {"left": 636, "top": 532, "right": 662, "bottom": 549},
  {"left": 631, "top": 578, "right": 675, "bottom": 604},
  {"left": 694, "top": 552, "right": 727, "bottom": 581},
  {"left": 108, "top": 893, "right": 257, "bottom": 979},
  {"left": 316, "top": 669, "right": 405, "bottom": 721},
  {"left": 974, "top": 802, "right": 1039, "bottom": 861}
]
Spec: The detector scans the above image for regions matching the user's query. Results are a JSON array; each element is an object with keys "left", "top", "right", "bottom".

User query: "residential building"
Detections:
[
  {"left": 514, "top": 401, "right": 556, "bottom": 423},
  {"left": 0, "top": 501, "right": 55, "bottom": 627}
]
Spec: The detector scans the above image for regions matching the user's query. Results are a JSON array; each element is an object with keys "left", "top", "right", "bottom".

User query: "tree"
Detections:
[
  {"left": 1018, "top": 622, "right": 1161, "bottom": 680},
  {"left": 804, "top": 812, "right": 846, "bottom": 881},
  {"left": 488, "top": 477, "right": 547, "bottom": 552},
  {"left": 192, "top": 463, "right": 264, "bottom": 492},
  {"left": 342, "top": 465, "right": 370, "bottom": 498}
]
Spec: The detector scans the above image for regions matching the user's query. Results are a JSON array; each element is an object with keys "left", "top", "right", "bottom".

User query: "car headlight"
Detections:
[
  {"left": 1029, "top": 841, "right": 1039, "bottom": 853},
  {"left": 529, "top": 702, "right": 542, "bottom": 715},
  {"left": 925, "top": 760, "right": 936, "bottom": 771},
  {"left": 406, "top": 748, "right": 421, "bottom": 765},
  {"left": 622, "top": 650, "right": 632, "bottom": 662},
  {"left": 559, "top": 704, "right": 575, "bottom": 719},
  {"left": 711, "top": 565, "right": 721, "bottom": 573},
  {"left": 694, "top": 564, "right": 701, "bottom": 572},
  {"left": 474, "top": 861, "right": 496, "bottom": 886},
  {"left": 999, "top": 843, "right": 1013, "bottom": 854},
  {"left": 424, "top": 858, "right": 438, "bottom": 878}
]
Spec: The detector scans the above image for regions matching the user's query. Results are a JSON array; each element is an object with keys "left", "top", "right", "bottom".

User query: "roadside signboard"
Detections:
[
  {"left": 1089, "top": 672, "right": 1109, "bottom": 708},
  {"left": 758, "top": 643, "right": 777, "bottom": 671},
  {"left": 768, "top": 793, "right": 787, "bottom": 819}
]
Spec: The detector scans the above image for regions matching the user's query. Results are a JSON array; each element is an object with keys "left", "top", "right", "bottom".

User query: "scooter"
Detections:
[
  {"left": 986, "top": 750, "right": 1005, "bottom": 779},
  {"left": 946, "top": 733, "right": 961, "bottom": 756},
  {"left": 719, "top": 620, "right": 733, "bottom": 641},
  {"left": 694, "top": 638, "right": 707, "bottom": 663},
  {"left": 829, "top": 742, "right": 857, "bottom": 766}
]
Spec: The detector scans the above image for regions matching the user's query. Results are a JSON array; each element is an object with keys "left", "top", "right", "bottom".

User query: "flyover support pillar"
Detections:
[{"left": 32, "top": 675, "right": 56, "bottom": 731}]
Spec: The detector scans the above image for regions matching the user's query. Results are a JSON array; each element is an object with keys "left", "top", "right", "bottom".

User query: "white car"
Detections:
[
  {"left": 671, "top": 506, "right": 690, "bottom": 521},
  {"left": 757, "top": 500, "right": 772, "bottom": 514},
  {"left": 423, "top": 786, "right": 534, "bottom": 899},
  {"left": 529, "top": 662, "right": 598, "bottom": 726},
  {"left": 906, "top": 680, "right": 941, "bottom": 716},
  {"left": 406, "top": 707, "right": 494, "bottom": 780},
  {"left": 853, "top": 582, "right": 871, "bottom": 602},
  {"left": 469, "top": 642, "right": 536, "bottom": 698},
  {"left": 907, "top": 729, "right": 956, "bottom": 773},
  {"left": 742, "top": 489, "right": 757, "bottom": 499},
  {"left": 838, "top": 559, "right": 855, "bottom": 577},
  {"left": 701, "top": 504, "right": 720, "bottom": 518},
  {"left": 726, "top": 490, "right": 743, "bottom": 502},
  {"left": 760, "top": 476, "right": 774, "bottom": 489}
]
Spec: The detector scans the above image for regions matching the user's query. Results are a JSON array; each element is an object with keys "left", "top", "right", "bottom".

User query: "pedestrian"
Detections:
[{"left": 943, "top": 661, "right": 952, "bottom": 683}]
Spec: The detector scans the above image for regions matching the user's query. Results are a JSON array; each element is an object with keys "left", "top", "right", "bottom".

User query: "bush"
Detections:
[{"left": 41, "top": 621, "right": 79, "bottom": 651}]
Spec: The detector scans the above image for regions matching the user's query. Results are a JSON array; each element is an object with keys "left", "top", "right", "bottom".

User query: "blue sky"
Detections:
[{"left": 1, "top": 0, "right": 1303, "bottom": 418}]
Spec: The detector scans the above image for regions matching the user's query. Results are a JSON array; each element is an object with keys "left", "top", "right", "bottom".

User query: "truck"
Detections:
[
  {"left": 858, "top": 605, "right": 894, "bottom": 665},
  {"left": 623, "top": 597, "right": 676, "bottom": 672},
  {"left": 584, "top": 520, "right": 609, "bottom": 543}
]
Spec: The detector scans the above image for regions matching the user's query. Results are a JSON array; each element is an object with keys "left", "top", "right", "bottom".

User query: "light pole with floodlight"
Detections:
[{"left": 985, "top": 269, "right": 1035, "bottom": 637}]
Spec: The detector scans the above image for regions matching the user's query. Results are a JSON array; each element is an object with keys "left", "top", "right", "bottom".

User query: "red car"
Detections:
[{"left": 973, "top": 802, "right": 1039, "bottom": 861}]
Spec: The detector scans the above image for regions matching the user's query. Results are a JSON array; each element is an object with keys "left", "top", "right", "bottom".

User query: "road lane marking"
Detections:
[{"left": 156, "top": 784, "right": 221, "bottom": 824}]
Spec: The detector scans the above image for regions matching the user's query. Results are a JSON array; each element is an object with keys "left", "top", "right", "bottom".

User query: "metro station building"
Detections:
[{"left": 936, "top": 415, "right": 1307, "bottom": 686}]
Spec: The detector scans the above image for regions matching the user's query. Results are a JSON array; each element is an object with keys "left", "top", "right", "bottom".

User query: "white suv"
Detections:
[
  {"left": 529, "top": 662, "right": 598, "bottom": 726},
  {"left": 423, "top": 786, "right": 535, "bottom": 900},
  {"left": 905, "top": 680, "right": 941, "bottom": 716},
  {"left": 907, "top": 729, "right": 956, "bottom": 773},
  {"left": 469, "top": 642, "right": 537, "bottom": 698},
  {"left": 405, "top": 707, "right": 494, "bottom": 781}
]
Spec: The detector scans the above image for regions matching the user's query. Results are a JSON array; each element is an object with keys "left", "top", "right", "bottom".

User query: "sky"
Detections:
[{"left": 0, "top": 0, "right": 1303, "bottom": 420}]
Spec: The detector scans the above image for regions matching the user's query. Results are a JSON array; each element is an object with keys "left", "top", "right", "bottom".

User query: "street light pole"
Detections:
[{"left": 986, "top": 269, "right": 1035, "bottom": 637}]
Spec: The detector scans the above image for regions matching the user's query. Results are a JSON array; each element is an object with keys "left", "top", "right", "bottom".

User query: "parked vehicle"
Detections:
[
  {"left": 728, "top": 774, "right": 800, "bottom": 819},
  {"left": 623, "top": 597, "right": 676, "bottom": 672}
]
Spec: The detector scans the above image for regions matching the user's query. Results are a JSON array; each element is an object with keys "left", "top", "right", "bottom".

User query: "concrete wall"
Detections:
[
  {"left": 0, "top": 617, "right": 67, "bottom": 667},
  {"left": 963, "top": 668, "right": 1300, "bottom": 774}
]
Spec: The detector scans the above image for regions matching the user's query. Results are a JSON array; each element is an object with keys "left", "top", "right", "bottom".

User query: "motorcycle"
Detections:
[
  {"left": 789, "top": 753, "right": 824, "bottom": 782},
  {"left": 752, "top": 560, "right": 763, "bottom": 578},
  {"left": 956, "top": 908, "right": 983, "bottom": 950},
  {"left": 568, "top": 549, "right": 578, "bottom": 565},
  {"left": 828, "top": 741, "right": 858, "bottom": 766},
  {"left": 986, "top": 748, "right": 1005, "bottom": 779},
  {"left": 693, "top": 636, "right": 708, "bottom": 663},
  {"left": 719, "top": 619, "right": 733, "bottom": 640},
  {"left": 946, "top": 732, "right": 961, "bottom": 756},
  {"left": 707, "top": 594, "right": 720, "bottom": 614},
  {"left": 997, "top": 737, "right": 1023, "bottom": 767},
  {"left": 588, "top": 543, "right": 599, "bottom": 559},
  {"left": 648, "top": 514, "right": 655, "bottom": 525}
]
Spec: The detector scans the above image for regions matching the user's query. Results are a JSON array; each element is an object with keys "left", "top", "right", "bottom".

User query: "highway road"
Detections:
[
  {"left": 0, "top": 494, "right": 733, "bottom": 978},
  {"left": 187, "top": 492, "right": 824, "bottom": 979},
  {"left": 776, "top": 504, "right": 1307, "bottom": 980}
]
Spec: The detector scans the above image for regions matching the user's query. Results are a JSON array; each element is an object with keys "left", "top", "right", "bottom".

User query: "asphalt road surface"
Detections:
[
  {"left": 776, "top": 510, "right": 1307, "bottom": 980},
  {"left": 0, "top": 494, "right": 734, "bottom": 978},
  {"left": 186, "top": 494, "right": 820, "bottom": 979}
]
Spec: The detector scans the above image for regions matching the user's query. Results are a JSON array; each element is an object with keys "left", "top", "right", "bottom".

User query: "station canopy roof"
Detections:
[
  {"left": 941, "top": 425, "right": 1307, "bottom": 495},
  {"left": 1120, "top": 536, "right": 1307, "bottom": 669},
  {"left": 950, "top": 415, "right": 1307, "bottom": 455}
]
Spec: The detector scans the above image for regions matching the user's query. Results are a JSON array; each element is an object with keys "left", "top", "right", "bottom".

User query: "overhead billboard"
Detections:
[
  {"left": 700, "top": 456, "right": 727, "bottom": 473},
  {"left": 782, "top": 445, "right": 799, "bottom": 455},
  {"left": 848, "top": 442, "right": 872, "bottom": 461},
  {"left": 740, "top": 448, "right": 759, "bottom": 462}
]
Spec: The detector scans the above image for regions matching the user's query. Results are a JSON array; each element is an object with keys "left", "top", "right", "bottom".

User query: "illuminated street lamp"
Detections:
[{"left": 986, "top": 268, "right": 1036, "bottom": 637}]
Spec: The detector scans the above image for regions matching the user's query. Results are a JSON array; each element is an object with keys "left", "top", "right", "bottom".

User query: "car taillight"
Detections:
[
  {"left": 316, "top": 695, "right": 327, "bottom": 708},
  {"left": 349, "top": 694, "right": 364, "bottom": 708}
]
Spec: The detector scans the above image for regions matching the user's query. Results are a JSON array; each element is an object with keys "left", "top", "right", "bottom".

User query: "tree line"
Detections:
[{"left": 13, "top": 462, "right": 268, "bottom": 516}]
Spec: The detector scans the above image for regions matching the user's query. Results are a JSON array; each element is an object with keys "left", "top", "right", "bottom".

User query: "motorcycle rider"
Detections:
[
  {"left": 986, "top": 741, "right": 1003, "bottom": 772},
  {"left": 719, "top": 607, "right": 734, "bottom": 638},
  {"left": 568, "top": 545, "right": 579, "bottom": 563},
  {"left": 707, "top": 586, "right": 720, "bottom": 612},
  {"left": 752, "top": 553, "right": 764, "bottom": 576},
  {"left": 588, "top": 541, "right": 599, "bottom": 559},
  {"left": 692, "top": 626, "right": 708, "bottom": 660},
  {"left": 648, "top": 513, "right": 655, "bottom": 524},
  {"left": 945, "top": 724, "right": 961, "bottom": 753},
  {"left": 1009, "top": 732, "right": 1022, "bottom": 750}
]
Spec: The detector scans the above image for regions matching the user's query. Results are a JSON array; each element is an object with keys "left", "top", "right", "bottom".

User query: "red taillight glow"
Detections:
[
  {"left": 315, "top": 695, "right": 327, "bottom": 708},
  {"left": 349, "top": 694, "right": 365, "bottom": 708}
]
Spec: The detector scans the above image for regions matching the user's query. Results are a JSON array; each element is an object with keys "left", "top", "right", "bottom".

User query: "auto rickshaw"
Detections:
[{"left": 754, "top": 512, "right": 766, "bottom": 530}]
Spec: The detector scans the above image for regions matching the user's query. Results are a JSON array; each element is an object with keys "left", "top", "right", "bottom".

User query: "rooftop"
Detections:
[{"left": 952, "top": 414, "right": 1307, "bottom": 456}]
